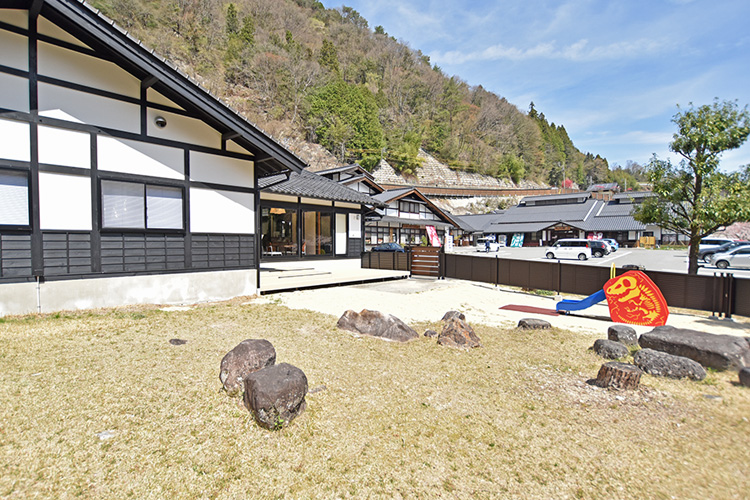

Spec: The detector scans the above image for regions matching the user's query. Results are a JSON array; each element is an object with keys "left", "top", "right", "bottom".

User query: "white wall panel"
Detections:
[
  {"left": 39, "top": 42, "right": 139, "bottom": 98},
  {"left": 39, "top": 83, "right": 140, "bottom": 133},
  {"left": 39, "top": 125, "right": 90, "bottom": 169},
  {"left": 0, "top": 29, "right": 28, "bottom": 70},
  {"left": 98, "top": 136, "right": 184, "bottom": 180},
  {"left": 38, "top": 172, "right": 92, "bottom": 230},
  {"left": 0, "top": 73, "right": 29, "bottom": 113},
  {"left": 0, "top": 119, "right": 30, "bottom": 162},
  {"left": 190, "top": 151, "right": 253, "bottom": 187},
  {"left": 190, "top": 188, "right": 253, "bottom": 234},
  {"left": 147, "top": 108, "right": 221, "bottom": 148},
  {"left": 146, "top": 89, "right": 183, "bottom": 110},
  {"left": 38, "top": 17, "right": 90, "bottom": 49},
  {"left": 0, "top": 10, "right": 28, "bottom": 29},
  {"left": 226, "top": 140, "right": 252, "bottom": 155}
]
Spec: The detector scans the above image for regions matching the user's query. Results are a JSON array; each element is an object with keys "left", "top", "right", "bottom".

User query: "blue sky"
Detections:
[{"left": 321, "top": 0, "right": 750, "bottom": 172}]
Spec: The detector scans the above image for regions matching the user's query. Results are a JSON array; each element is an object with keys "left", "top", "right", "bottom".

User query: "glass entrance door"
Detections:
[
  {"left": 261, "top": 207, "right": 298, "bottom": 257},
  {"left": 303, "top": 210, "right": 332, "bottom": 256}
]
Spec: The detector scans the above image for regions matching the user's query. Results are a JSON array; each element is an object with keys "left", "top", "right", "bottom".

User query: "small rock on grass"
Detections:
[
  {"left": 437, "top": 318, "right": 481, "bottom": 348},
  {"left": 608, "top": 325, "right": 637, "bottom": 346},
  {"left": 634, "top": 348, "right": 706, "bottom": 381},
  {"left": 518, "top": 318, "right": 551, "bottom": 330},
  {"left": 592, "top": 339, "right": 629, "bottom": 360},
  {"left": 424, "top": 329, "right": 438, "bottom": 338},
  {"left": 244, "top": 363, "right": 307, "bottom": 430},
  {"left": 219, "top": 339, "right": 276, "bottom": 397},
  {"left": 739, "top": 367, "right": 750, "bottom": 387}
]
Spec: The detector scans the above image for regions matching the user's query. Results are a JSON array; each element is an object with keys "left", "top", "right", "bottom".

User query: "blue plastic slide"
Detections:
[{"left": 556, "top": 289, "right": 606, "bottom": 312}]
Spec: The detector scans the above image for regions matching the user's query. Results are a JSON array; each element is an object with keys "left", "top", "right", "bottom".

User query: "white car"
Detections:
[
  {"left": 545, "top": 239, "right": 592, "bottom": 260},
  {"left": 476, "top": 237, "right": 501, "bottom": 252},
  {"left": 707, "top": 245, "right": 750, "bottom": 269}
]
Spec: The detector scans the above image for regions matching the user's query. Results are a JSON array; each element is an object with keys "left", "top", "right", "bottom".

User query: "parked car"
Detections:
[
  {"left": 707, "top": 245, "right": 750, "bottom": 269},
  {"left": 602, "top": 238, "right": 619, "bottom": 252},
  {"left": 475, "top": 237, "right": 502, "bottom": 252},
  {"left": 698, "top": 237, "right": 735, "bottom": 253},
  {"left": 588, "top": 240, "right": 611, "bottom": 258},
  {"left": 545, "top": 239, "right": 591, "bottom": 260},
  {"left": 372, "top": 242, "right": 405, "bottom": 252},
  {"left": 698, "top": 240, "right": 750, "bottom": 261}
]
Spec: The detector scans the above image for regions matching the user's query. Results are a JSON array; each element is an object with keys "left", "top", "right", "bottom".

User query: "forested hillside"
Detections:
[{"left": 90, "top": 0, "right": 620, "bottom": 187}]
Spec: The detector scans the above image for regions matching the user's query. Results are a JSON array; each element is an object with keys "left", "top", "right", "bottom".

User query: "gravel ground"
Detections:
[{"left": 271, "top": 277, "right": 750, "bottom": 337}]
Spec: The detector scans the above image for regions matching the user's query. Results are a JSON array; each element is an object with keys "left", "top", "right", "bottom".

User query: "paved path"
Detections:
[{"left": 270, "top": 277, "right": 750, "bottom": 338}]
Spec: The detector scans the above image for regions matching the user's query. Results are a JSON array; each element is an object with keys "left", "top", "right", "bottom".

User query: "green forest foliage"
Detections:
[{"left": 90, "top": 0, "right": 610, "bottom": 186}]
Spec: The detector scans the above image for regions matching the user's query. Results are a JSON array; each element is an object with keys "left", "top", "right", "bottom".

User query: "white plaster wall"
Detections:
[
  {"left": 38, "top": 172, "right": 92, "bottom": 230},
  {"left": 38, "top": 125, "right": 91, "bottom": 169},
  {"left": 39, "top": 83, "right": 140, "bottom": 133},
  {"left": 190, "top": 151, "right": 253, "bottom": 187},
  {"left": 98, "top": 136, "right": 184, "bottom": 179},
  {"left": 0, "top": 9, "right": 28, "bottom": 29},
  {"left": 38, "top": 16, "right": 90, "bottom": 49},
  {"left": 0, "top": 119, "right": 30, "bottom": 162},
  {"left": 0, "top": 270, "right": 258, "bottom": 316},
  {"left": 348, "top": 213, "right": 362, "bottom": 237},
  {"left": 0, "top": 73, "right": 29, "bottom": 113},
  {"left": 0, "top": 29, "right": 28, "bottom": 70},
  {"left": 146, "top": 108, "right": 221, "bottom": 148},
  {"left": 190, "top": 188, "right": 254, "bottom": 234},
  {"left": 226, "top": 140, "right": 252, "bottom": 155},
  {"left": 146, "top": 88, "right": 183, "bottom": 110},
  {"left": 38, "top": 42, "right": 139, "bottom": 98}
]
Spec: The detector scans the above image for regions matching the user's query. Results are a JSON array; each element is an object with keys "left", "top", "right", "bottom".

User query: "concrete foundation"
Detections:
[{"left": 0, "top": 269, "right": 258, "bottom": 316}]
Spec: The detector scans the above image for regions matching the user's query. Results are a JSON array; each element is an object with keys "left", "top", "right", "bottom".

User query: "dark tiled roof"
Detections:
[
  {"left": 260, "top": 170, "right": 383, "bottom": 206},
  {"left": 453, "top": 213, "right": 503, "bottom": 232},
  {"left": 580, "top": 216, "right": 646, "bottom": 231},
  {"left": 499, "top": 199, "right": 601, "bottom": 224},
  {"left": 371, "top": 187, "right": 414, "bottom": 203},
  {"left": 521, "top": 192, "right": 591, "bottom": 204},
  {"left": 488, "top": 221, "right": 556, "bottom": 233}
]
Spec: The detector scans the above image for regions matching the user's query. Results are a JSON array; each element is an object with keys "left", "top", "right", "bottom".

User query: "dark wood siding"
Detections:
[
  {"left": 0, "top": 233, "right": 33, "bottom": 278},
  {"left": 347, "top": 237, "right": 363, "bottom": 258},
  {"left": 101, "top": 233, "right": 186, "bottom": 273},
  {"left": 42, "top": 232, "right": 92, "bottom": 275},
  {"left": 191, "top": 234, "right": 254, "bottom": 270}
]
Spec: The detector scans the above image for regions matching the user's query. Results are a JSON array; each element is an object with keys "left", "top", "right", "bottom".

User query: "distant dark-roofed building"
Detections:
[{"left": 460, "top": 191, "right": 672, "bottom": 247}]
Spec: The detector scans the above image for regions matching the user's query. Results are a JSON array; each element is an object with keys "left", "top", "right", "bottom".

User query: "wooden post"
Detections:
[{"left": 595, "top": 362, "right": 642, "bottom": 390}]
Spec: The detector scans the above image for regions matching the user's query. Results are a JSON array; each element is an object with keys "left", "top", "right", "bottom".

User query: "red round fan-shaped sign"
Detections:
[{"left": 603, "top": 270, "right": 669, "bottom": 327}]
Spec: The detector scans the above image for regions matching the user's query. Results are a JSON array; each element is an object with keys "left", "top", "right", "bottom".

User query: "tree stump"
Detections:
[{"left": 595, "top": 362, "right": 642, "bottom": 390}]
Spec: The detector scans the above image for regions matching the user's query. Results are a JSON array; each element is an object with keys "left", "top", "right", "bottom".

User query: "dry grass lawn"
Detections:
[{"left": 0, "top": 298, "right": 748, "bottom": 499}]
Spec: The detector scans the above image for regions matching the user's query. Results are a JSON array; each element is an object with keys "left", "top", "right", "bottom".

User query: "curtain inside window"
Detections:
[
  {"left": 102, "top": 180, "right": 144, "bottom": 228},
  {"left": 0, "top": 171, "right": 29, "bottom": 225},
  {"left": 146, "top": 185, "right": 182, "bottom": 229}
]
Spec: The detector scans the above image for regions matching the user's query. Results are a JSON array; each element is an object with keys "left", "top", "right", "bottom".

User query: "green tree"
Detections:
[
  {"left": 225, "top": 3, "right": 239, "bottom": 36},
  {"left": 318, "top": 38, "right": 339, "bottom": 74},
  {"left": 633, "top": 99, "right": 750, "bottom": 274},
  {"left": 306, "top": 80, "right": 385, "bottom": 164}
]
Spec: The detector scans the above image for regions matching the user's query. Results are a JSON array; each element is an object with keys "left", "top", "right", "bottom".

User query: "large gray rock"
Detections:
[
  {"left": 608, "top": 325, "right": 638, "bottom": 346},
  {"left": 634, "top": 348, "right": 706, "bottom": 381},
  {"left": 517, "top": 318, "right": 551, "bottom": 330},
  {"left": 337, "top": 309, "right": 419, "bottom": 342},
  {"left": 592, "top": 339, "right": 629, "bottom": 360},
  {"left": 219, "top": 339, "right": 276, "bottom": 397},
  {"left": 437, "top": 318, "right": 481, "bottom": 348},
  {"left": 243, "top": 363, "right": 308, "bottom": 430},
  {"left": 740, "top": 368, "right": 750, "bottom": 388},
  {"left": 639, "top": 325, "right": 750, "bottom": 371}
]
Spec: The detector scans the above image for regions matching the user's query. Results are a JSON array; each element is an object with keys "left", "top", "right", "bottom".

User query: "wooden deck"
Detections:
[{"left": 259, "top": 258, "right": 409, "bottom": 294}]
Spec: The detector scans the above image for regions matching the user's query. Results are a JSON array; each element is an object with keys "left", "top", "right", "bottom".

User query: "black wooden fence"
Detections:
[{"left": 362, "top": 250, "right": 749, "bottom": 318}]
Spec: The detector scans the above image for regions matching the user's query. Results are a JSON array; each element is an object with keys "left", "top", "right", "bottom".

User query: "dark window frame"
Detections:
[{"left": 99, "top": 178, "right": 186, "bottom": 233}]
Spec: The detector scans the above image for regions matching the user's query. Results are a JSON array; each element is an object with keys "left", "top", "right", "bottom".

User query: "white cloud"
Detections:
[{"left": 431, "top": 38, "right": 668, "bottom": 65}]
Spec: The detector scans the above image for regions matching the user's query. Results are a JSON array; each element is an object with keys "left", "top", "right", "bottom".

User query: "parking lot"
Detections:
[{"left": 450, "top": 245, "right": 750, "bottom": 278}]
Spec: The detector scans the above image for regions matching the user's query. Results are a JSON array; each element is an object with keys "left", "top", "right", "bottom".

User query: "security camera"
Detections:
[{"left": 154, "top": 116, "right": 167, "bottom": 128}]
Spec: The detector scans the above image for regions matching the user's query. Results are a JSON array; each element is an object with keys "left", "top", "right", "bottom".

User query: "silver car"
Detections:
[{"left": 707, "top": 245, "right": 750, "bottom": 269}]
